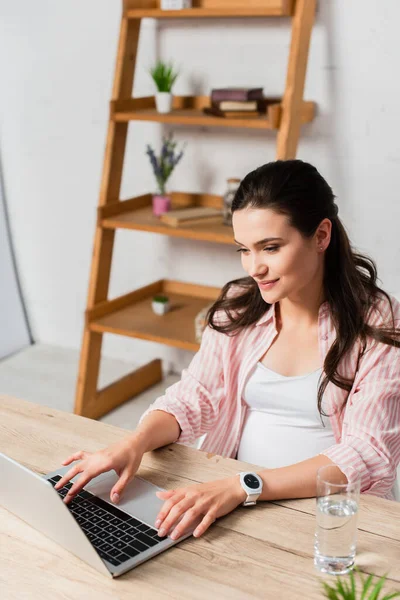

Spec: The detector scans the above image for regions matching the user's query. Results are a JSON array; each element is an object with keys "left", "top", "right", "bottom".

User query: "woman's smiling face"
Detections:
[{"left": 232, "top": 207, "right": 326, "bottom": 304}]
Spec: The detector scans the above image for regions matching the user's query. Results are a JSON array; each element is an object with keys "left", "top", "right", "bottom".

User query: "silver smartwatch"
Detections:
[{"left": 236, "top": 472, "right": 263, "bottom": 506}]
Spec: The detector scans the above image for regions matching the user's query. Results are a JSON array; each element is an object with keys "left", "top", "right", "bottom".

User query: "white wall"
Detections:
[{"left": 1, "top": 0, "right": 400, "bottom": 372}]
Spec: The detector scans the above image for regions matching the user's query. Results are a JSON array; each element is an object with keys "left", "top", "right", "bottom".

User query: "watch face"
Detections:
[{"left": 244, "top": 474, "right": 260, "bottom": 490}]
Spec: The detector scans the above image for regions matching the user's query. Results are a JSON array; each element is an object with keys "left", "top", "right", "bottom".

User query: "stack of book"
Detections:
[
  {"left": 160, "top": 206, "right": 223, "bottom": 227},
  {"left": 204, "top": 88, "right": 267, "bottom": 119}
]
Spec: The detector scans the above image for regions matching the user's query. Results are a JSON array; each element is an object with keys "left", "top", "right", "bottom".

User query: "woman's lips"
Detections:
[{"left": 258, "top": 279, "right": 279, "bottom": 290}]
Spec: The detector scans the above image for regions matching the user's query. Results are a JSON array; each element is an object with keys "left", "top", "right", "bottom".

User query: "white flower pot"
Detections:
[
  {"left": 155, "top": 92, "right": 173, "bottom": 114},
  {"left": 152, "top": 300, "right": 170, "bottom": 315},
  {"left": 161, "top": 0, "right": 192, "bottom": 9}
]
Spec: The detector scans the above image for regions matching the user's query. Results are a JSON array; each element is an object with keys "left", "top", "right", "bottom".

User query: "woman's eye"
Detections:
[
  {"left": 264, "top": 246, "right": 279, "bottom": 253},
  {"left": 236, "top": 248, "right": 249, "bottom": 254}
]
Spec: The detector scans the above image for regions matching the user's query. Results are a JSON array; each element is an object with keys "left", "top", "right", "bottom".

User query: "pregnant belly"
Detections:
[{"left": 236, "top": 410, "right": 335, "bottom": 469}]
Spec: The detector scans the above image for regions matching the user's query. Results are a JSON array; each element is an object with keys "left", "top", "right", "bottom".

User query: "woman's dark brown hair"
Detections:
[{"left": 207, "top": 160, "right": 399, "bottom": 416}]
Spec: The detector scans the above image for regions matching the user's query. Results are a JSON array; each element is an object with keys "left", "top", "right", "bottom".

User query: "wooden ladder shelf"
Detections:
[{"left": 74, "top": 0, "right": 317, "bottom": 419}]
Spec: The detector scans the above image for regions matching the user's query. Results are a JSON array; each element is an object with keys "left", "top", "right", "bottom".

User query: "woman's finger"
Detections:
[
  {"left": 156, "top": 497, "right": 195, "bottom": 537},
  {"left": 192, "top": 511, "right": 216, "bottom": 538},
  {"left": 61, "top": 451, "right": 86, "bottom": 466},
  {"left": 156, "top": 489, "right": 175, "bottom": 499},
  {"left": 169, "top": 504, "right": 208, "bottom": 540},
  {"left": 54, "top": 463, "right": 84, "bottom": 490},
  {"left": 155, "top": 492, "right": 186, "bottom": 530}
]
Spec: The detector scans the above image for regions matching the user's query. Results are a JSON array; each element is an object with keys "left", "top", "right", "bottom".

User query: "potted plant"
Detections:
[
  {"left": 321, "top": 568, "right": 400, "bottom": 599},
  {"left": 146, "top": 132, "right": 185, "bottom": 216},
  {"left": 152, "top": 294, "right": 170, "bottom": 316},
  {"left": 149, "top": 60, "right": 179, "bottom": 114}
]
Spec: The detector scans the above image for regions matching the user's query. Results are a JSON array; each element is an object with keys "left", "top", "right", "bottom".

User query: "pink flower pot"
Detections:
[{"left": 152, "top": 194, "right": 171, "bottom": 217}]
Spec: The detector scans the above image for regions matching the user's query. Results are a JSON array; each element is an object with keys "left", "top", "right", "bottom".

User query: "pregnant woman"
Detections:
[{"left": 55, "top": 159, "right": 400, "bottom": 542}]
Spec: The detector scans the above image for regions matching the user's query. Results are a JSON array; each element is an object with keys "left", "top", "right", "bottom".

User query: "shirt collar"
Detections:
[{"left": 255, "top": 300, "right": 330, "bottom": 327}]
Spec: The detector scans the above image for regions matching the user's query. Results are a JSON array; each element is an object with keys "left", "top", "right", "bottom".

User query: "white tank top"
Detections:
[{"left": 236, "top": 362, "right": 335, "bottom": 468}]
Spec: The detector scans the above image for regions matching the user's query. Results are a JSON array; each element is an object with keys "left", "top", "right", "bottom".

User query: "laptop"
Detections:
[{"left": 0, "top": 452, "right": 199, "bottom": 578}]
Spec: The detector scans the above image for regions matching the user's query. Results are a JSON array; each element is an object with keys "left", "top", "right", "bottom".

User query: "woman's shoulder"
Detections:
[{"left": 366, "top": 291, "right": 400, "bottom": 326}]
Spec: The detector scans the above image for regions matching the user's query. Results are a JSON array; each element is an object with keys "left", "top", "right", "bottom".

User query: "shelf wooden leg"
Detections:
[
  {"left": 74, "top": 15, "right": 141, "bottom": 418},
  {"left": 74, "top": 329, "right": 103, "bottom": 417},
  {"left": 90, "top": 359, "right": 163, "bottom": 420},
  {"left": 276, "top": 0, "right": 316, "bottom": 159}
]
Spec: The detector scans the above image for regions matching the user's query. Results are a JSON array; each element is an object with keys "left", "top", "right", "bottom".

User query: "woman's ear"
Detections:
[{"left": 315, "top": 218, "right": 332, "bottom": 251}]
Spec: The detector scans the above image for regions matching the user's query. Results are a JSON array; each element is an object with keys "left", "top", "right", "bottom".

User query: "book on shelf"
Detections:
[
  {"left": 211, "top": 87, "right": 264, "bottom": 102},
  {"left": 160, "top": 206, "right": 223, "bottom": 227},
  {"left": 203, "top": 107, "right": 260, "bottom": 119},
  {"left": 216, "top": 100, "right": 258, "bottom": 111}
]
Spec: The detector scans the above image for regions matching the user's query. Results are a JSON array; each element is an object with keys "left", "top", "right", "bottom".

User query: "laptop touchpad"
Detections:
[{"left": 86, "top": 473, "right": 164, "bottom": 524}]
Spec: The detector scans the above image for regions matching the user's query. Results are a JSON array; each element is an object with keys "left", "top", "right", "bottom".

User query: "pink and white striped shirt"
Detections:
[{"left": 140, "top": 294, "right": 400, "bottom": 499}]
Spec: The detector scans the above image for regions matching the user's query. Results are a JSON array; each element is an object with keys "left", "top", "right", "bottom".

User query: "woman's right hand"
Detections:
[{"left": 54, "top": 436, "right": 144, "bottom": 505}]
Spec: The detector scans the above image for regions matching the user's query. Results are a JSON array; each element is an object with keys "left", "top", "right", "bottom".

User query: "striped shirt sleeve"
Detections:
[
  {"left": 138, "top": 323, "right": 225, "bottom": 445},
  {"left": 321, "top": 302, "right": 400, "bottom": 497}
]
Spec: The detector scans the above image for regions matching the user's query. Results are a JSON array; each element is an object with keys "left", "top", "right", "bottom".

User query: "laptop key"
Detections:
[
  {"left": 89, "top": 526, "right": 102, "bottom": 536},
  {"left": 78, "top": 490, "right": 94, "bottom": 500},
  {"left": 105, "top": 525, "right": 118, "bottom": 534},
  {"left": 100, "top": 542, "right": 113, "bottom": 553},
  {"left": 146, "top": 527, "right": 159, "bottom": 537},
  {"left": 120, "top": 534, "right": 135, "bottom": 544},
  {"left": 102, "top": 513, "right": 114, "bottom": 522},
  {"left": 106, "top": 556, "right": 122, "bottom": 567},
  {"left": 135, "top": 532, "right": 159, "bottom": 547},
  {"left": 94, "top": 508, "right": 108, "bottom": 518},
  {"left": 110, "top": 517, "right": 123, "bottom": 527},
  {"left": 126, "top": 517, "right": 142, "bottom": 528},
  {"left": 88, "top": 515, "right": 102, "bottom": 525},
  {"left": 122, "top": 545, "right": 140, "bottom": 558},
  {"left": 97, "top": 531, "right": 110, "bottom": 540},
  {"left": 129, "top": 539, "right": 150, "bottom": 553},
  {"left": 117, "top": 553, "right": 131, "bottom": 563},
  {"left": 108, "top": 548, "right": 122, "bottom": 558},
  {"left": 92, "top": 537, "right": 105, "bottom": 549},
  {"left": 113, "top": 530, "right": 126, "bottom": 539},
  {"left": 114, "top": 541, "right": 127, "bottom": 550},
  {"left": 75, "top": 516, "right": 86, "bottom": 525},
  {"left": 49, "top": 476, "right": 62, "bottom": 483},
  {"left": 118, "top": 522, "right": 132, "bottom": 532},
  {"left": 105, "top": 535, "right": 119, "bottom": 545},
  {"left": 81, "top": 511, "right": 94, "bottom": 519},
  {"left": 79, "top": 501, "right": 92, "bottom": 510},
  {"left": 136, "top": 523, "right": 150, "bottom": 533},
  {"left": 86, "top": 532, "right": 96, "bottom": 541},
  {"left": 126, "top": 526, "right": 139, "bottom": 536}
]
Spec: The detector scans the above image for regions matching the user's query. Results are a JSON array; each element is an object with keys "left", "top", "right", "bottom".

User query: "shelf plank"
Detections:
[
  {"left": 100, "top": 192, "right": 234, "bottom": 245},
  {"left": 111, "top": 96, "right": 315, "bottom": 130},
  {"left": 125, "top": 0, "right": 294, "bottom": 18},
  {"left": 88, "top": 280, "right": 221, "bottom": 352}
]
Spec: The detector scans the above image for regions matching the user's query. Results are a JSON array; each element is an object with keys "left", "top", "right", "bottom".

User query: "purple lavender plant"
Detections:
[{"left": 146, "top": 133, "right": 185, "bottom": 195}]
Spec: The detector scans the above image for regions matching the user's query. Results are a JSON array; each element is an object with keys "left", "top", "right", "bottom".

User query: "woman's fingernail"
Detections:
[
  {"left": 170, "top": 531, "right": 178, "bottom": 540},
  {"left": 155, "top": 519, "right": 161, "bottom": 528},
  {"left": 112, "top": 493, "right": 120, "bottom": 503},
  {"left": 158, "top": 528, "right": 166, "bottom": 537}
]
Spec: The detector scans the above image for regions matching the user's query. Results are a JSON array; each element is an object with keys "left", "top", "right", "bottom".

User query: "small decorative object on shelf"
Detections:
[
  {"left": 149, "top": 60, "right": 179, "bottom": 113},
  {"left": 161, "top": 0, "right": 192, "bottom": 9},
  {"left": 204, "top": 87, "right": 281, "bottom": 120},
  {"left": 223, "top": 177, "right": 241, "bottom": 226},
  {"left": 194, "top": 303, "right": 213, "bottom": 343},
  {"left": 146, "top": 132, "right": 186, "bottom": 217},
  {"left": 152, "top": 294, "right": 170, "bottom": 315}
]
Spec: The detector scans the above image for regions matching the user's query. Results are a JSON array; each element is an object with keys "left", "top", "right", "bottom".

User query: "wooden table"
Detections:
[{"left": 1, "top": 395, "right": 399, "bottom": 599}]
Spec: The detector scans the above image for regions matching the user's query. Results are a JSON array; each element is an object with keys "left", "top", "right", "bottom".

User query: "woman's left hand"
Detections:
[{"left": 155, "top": 476, "right": 246, "bottom": 540}]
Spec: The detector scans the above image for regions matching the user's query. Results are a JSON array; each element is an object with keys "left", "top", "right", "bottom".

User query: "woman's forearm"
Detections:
[
  {"left": 257, "top": 454, "right": 347, "bottom": 501},
  {"left": 130, "top": 410, "right": 181, "bottom": 454}
]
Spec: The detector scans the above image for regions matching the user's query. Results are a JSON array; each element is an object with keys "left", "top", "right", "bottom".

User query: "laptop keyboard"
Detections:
[{"left": 49, "top": 475, "right": 165, "bottom": 567}]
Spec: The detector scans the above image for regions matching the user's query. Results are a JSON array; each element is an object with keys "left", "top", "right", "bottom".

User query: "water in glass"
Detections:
[{"left": 314, "top": 493, "right": 359, "bottom": 575}]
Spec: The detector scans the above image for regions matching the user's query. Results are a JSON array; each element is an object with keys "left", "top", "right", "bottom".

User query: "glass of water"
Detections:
[{"left": 314, "top": 464, "right": 361, "bottom": 576}]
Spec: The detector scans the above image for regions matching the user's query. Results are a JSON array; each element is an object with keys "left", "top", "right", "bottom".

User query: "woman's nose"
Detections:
[{"left": 248, "top": 256, "right": 268, "bottom": 279}]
